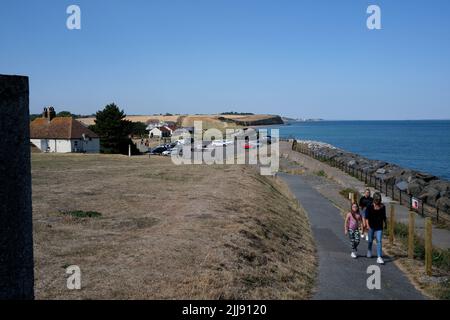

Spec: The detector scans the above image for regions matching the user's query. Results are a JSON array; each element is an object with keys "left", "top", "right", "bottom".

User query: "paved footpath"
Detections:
[
  {"left": 279, "top": 172, "right": 425, "bottom": 300},
  {"left": 280, "top": 142, "right": 450, "bottom": 251}
]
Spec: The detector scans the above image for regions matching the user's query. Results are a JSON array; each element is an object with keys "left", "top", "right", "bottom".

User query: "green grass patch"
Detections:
[
  {"left": 385, "top": 222, "right": 450, "bottom": 272},
  {"left": 385, "top": 221, "right": 450, "bottom": 299},
  {"left": 436, "top": 279, "right": 450, "bottom": 300},
  {"left": 60, "top": 210, "right": 102, "bottom": 218},
  {"left": 314, "top": 170, "right": 327, "bottom": 178}
]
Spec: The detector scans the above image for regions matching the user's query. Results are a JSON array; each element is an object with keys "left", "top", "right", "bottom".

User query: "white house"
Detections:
[
  {"left": 145, "top": 119, "right": 161, "bottom": 131},
  {"left": 30, "top": 107, "right": 100, "bottom": 153},
  {"left": 148, "top": 126, "right": 172, "bottom": 138}
]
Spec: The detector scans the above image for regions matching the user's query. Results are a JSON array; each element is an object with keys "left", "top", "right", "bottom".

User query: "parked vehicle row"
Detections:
[
  {"left": 147, "top": 142, "right": 179, "bottom": 156},
  {"left": 147, "top": 135, "right": 276, "bottom": 156}
]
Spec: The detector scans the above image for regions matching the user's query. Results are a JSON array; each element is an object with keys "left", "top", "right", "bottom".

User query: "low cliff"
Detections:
[{"left": 218, "top": 115, "right": 284, "bottom": 126}]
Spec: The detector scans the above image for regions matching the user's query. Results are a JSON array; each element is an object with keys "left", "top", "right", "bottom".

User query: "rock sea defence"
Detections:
[{"left": 293, "top": 140, "right": 450, "bottom": 214}]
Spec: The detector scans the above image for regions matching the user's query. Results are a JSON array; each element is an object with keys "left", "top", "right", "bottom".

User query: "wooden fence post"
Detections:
[
  {"left": 408, "top": 211, "right": 415, "bottom": 259},
  {"left": 389, "top": 205, "right": 395, "bottom": 245},
  {"left": 425, "top": 218, "right": 432, "bottom": 276},
  {"left": 349, "top": 192, "right": 354, "bottom": 203}
]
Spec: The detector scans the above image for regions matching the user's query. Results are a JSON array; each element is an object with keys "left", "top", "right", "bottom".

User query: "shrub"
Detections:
[
  {"left": 387, "top": 221, "right": 450, "bottom": 272},
  {"left": 60, "top": 210, "right": 102, "bottom": 218},
  {"left": 314, "top": 170, "right": 327, "bottom": 178}
]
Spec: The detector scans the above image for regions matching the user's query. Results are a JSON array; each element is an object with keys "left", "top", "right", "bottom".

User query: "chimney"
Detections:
[{"left": 42, "top": 106, "right": 56, "bottom": 122}]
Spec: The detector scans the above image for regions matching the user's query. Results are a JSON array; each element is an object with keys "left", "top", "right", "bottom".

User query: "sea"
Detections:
[{"left": 262, "top": 120, "right": 450, "bottom": 181}]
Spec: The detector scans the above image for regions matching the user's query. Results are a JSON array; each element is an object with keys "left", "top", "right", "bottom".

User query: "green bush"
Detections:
[
  {"left": 60, "top": 210, "right": 102, "bottom": 218},
  {"left": 314, "top": 170, "right": 327, "bottom": 178},
  {"left": 388, "top": 221, "right": 450, "bottom": 272}
]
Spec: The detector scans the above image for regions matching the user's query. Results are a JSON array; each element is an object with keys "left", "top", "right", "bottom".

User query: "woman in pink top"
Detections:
[{"left": 344, "top": 202, "right": 363, "bottom": 259}]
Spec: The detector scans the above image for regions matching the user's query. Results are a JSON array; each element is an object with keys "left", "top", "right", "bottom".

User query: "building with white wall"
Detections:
[
  {"left": 148, "top": 126, "right": 172, "bottom": 138},
  {"left": 30, "top": 107, "right": 100, "bottom": 153}
]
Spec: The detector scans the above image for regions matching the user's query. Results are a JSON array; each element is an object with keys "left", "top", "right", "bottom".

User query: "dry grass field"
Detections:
[
  {"left": 32, "top": 153, "right": 316, "bottom": 299},
  {"left": 77, "top": 115, "right": 181, "bottom": 126},
  {"left": 77, "top": 114, "right": 279, "bottom": 129}
]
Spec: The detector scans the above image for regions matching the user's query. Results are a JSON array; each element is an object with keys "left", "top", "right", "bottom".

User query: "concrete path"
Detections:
[
  {"left": 280, "top": 142, "right": 450, "bottom": 251},
  {"left": 279, "top": 173, "right": 425, "bottom": 300}
]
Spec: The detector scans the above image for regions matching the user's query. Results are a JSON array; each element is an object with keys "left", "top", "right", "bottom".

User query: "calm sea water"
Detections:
[{"left": 264, "top": 120, "right": 450, "bottom": 181}]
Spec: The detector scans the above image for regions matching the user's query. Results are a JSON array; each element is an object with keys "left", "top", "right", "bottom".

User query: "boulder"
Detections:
[
  {"left": 429, "top": 180, "right": 450, "bottom": 192},
  {"left": 408, "top": 180, "right": 425, "bottom": 196},
  {"left": 395, "top": 172, "right": 408, "bottom": 184},
  {"left": 383, "top": 169, "right": 404, "bottom": 184},
  {"left": 376, "top": 168, "right": 386, "bottom": 174},
  {"left": 419, "top": 187, "right": 441, "bottom": 207},
  {"left": 440, "top": 191, "right": 450, "bottom": 198},
  {"left": 396, "top": 181, "right": 409, "bottom": 191},
  {"left": 396, "top": 170, "right": 415, "bottom": 183},
  {"left": 371, "top": 161, "right": 388, "bottom": 170},
  {"left": 436, "top": 197, "right": 450, "bottom": 214},
  {"left": 415, "top": 172, "right": 438, "bottom": 183}
]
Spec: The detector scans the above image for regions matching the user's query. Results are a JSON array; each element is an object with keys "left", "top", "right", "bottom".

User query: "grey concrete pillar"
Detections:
[{"left": 0, "top": 75, "right": 34, "bottom": 299}]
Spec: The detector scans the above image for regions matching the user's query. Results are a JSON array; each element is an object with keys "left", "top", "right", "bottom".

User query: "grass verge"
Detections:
[
  {"left": 59, "top": 210, "right": 102, "bottom": 218},
  {"left": 385, "top": 222, "right": 450, "bottom": 299}
]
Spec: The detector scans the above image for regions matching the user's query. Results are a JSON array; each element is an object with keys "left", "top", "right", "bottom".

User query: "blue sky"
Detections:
[{"left": 1, "top": 0, "right": 450, "bottom": 119}]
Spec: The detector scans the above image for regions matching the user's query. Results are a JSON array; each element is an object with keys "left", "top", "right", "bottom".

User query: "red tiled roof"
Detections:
[
  {"left": 166, "top": 124, "right": 177, "bottom": 131},
  {"left": 30, "top": 117, "right": 99, "bottom": 139},
  {"left": 158, "top": 126, "right": 171, "bottom": 132}
]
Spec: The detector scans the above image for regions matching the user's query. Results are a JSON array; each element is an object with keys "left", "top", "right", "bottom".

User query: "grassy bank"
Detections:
[
  {"left": 32, "top": 153, "right": 316, "bottom": 299},
  {"left": 384, "top": 222, "right": 450, "bottom": 299}
]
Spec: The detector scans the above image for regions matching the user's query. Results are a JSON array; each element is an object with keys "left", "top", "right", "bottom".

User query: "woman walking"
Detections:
[
  {"left": 366, "top": 192, "right": 387, "bottom": 264},
  {"left": 345, "top": 202, "right": 363, "bottom": 258}
]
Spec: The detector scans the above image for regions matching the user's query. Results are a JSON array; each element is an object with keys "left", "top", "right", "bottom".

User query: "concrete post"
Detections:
[{"left": 0, "top": 75, "right": 34, "bottom": 299}]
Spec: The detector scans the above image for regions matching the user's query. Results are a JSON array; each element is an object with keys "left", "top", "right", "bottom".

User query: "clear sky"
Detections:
[{"left": 1, "top": 0, "right": 450, "bottom": 120}]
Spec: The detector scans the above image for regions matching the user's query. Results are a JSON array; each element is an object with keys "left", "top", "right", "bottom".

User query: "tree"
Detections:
[
  {"left": 57, "top": 111, "right": 73, "bottom": 117},
  {"left": 130, "top": 122, "right": 148, "bottom": 137},
  {"left": 29, "top": 114, "right": 41, "bottom": 121},
  {"left": 89, "top": 103, "right": 140, "bottom": 155}
]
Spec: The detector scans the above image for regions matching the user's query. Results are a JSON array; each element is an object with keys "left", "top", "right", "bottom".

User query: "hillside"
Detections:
[{"left": 77, "top": 114, "right": 284, "bottom": 128}]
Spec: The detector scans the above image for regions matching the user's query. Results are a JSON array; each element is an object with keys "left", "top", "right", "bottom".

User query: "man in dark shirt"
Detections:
[
  {"left": 366, "top": 192, "right": 387, "bottom": 264},
  {"left": 359, "top": 189, "right": 373, "bottom": 240}
]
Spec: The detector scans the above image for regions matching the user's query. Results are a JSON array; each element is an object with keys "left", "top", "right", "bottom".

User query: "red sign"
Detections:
[{"left": 412, "top": 198, "right": 419, "bottom": 210}]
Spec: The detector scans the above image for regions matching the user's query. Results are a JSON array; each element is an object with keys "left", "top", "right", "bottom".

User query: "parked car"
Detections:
[
  {"left": 211, "top": 139, "right": 234, "bottom": 147},
  {"left": 244, "top": 141, "right": 262, "bottom": 149},
  {"left": 259, "top": 135, "right": 272, "bottom": 145},
  {"left": 148, "top": 146, "right": 167, "bottom": 155}
]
